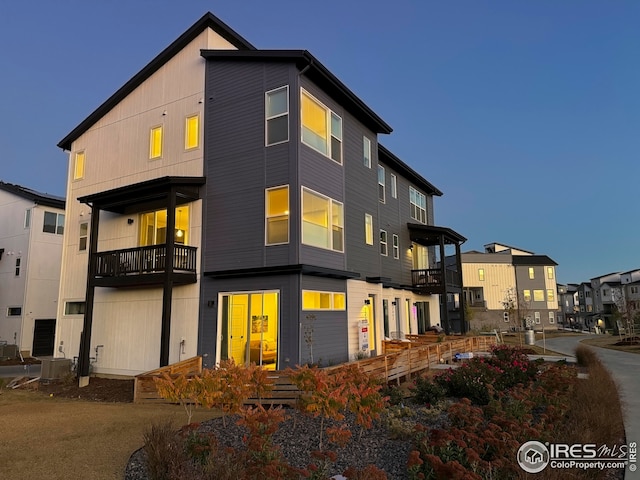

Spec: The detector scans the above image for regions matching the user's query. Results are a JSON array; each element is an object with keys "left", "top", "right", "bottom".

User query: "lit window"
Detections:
[
  {"left": 390, "top": 174, "right": 397, "bottom": 199},
  {"left": 79, "top": 222, "right": 88, "bottom": 251},
  {"left": 74, "top": 151, "right": 85, "bottom": 180},
  {"left": 523, "top": 290, "right": 531, "bottom": 302},
  {"left": 265, "top": 186, "right": 289, "bottom": 245},
  {"left": 547, "top": 289, "right": 554, "bottom": 302},
  {"left": 378, "top": 165, "right": 385, "bottom": 203},
  {"left": 43, "top": 211, "right": 65, "bottom": 235},
  {"left": 478, "top": 269, "right": 485, "bottom": 281},
  {"left": 547, "top": 267, "right": 554, "bottom": 279},
  {"left": 301, "top": 90, "right": 342, "bottom": 163},
  {"left": 363, "top": 137, "right": 371, "bottom": 168},
  {"left": 185, "top": 115, "right": 199, "bottom": 149},
  {"left": 380, "top": 230, "right": 388, "bottom": 256},
  {"left": 528, "top": 267, "right": 535, "bottom": 279},
  {"left": 266, "top": 86, "right": 289, "bottom": 145},
  {"left": 139, "top": 207, "right": 189, "bottom": 246},
  {"left": 549, "top": 312, "right": 555, "bottom": 324},
  {"left": 364, "top": 214, "right": 373, "bottom": 245},
  {"left": 393, "top": 234, "right": 399, "bottom": 259},
  {"left": 587, "top": 305, "right": 593, "bottom": 312},
  {"left": 409, "top": 186, "right": 427, "bottom": 223},
  {"left": 302, "top": 187, "right": 343, "bottom": 252},
  {"left": 7, "top": 307, "right": 22, "bottom": 316},
  {"left": 302, "top": 290, "right": 346, "bottom": 310},
  {"left": 64, "top": 302, "right": 86, "bottom": 315},
  {"left": 150, "top": 126, "right": 163, "bottom": 159},
  {"left": 533, "top": 290, "right": 544, "bottom": 302},
  {"left": 24, "top": 209, "right": 31, "bottom": 228}
]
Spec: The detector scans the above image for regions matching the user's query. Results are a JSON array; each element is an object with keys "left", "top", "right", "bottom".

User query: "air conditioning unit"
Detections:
[
  {"left": 41, "top": 358, "right": 72, "bottom": 380},
  {"left": 0, "top": 344, "right": 18, "bottom": 360}
]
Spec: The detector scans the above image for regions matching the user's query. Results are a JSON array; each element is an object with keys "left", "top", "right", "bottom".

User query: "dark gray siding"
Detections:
[
  {"left": 198, "top": 274, "right": 300, "bottom": 370},
  {"left": 515, "top": 265, "right": 548, "bottom": 312},
  {"left": 300, "top": 275, "right": 349, "bottom": 365},
  {"left": 202, "top": 60, "right": 298, "bottom": 272}
]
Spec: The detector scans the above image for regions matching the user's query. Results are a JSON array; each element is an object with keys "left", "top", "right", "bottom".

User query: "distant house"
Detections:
[
  {"left": 0, "top": 181, "right": 65, "bottom": 356},
  {"left": 460, "top": 242, "right": 559, "bottom": 331},
  {"left": 55, "top": 12, "right": 466, "bottom": 378}
]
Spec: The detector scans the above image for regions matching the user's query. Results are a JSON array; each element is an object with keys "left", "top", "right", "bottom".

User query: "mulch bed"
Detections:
[{"left": 36, "top": 377, "right": 135, "bottom": 403}]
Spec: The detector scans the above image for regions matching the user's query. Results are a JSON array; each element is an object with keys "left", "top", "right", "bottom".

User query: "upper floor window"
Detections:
[
  {"left": 478, "top": 268, "right": 485, "bottom": 281},
  {"left": 265, "top": 186, "right": 289, "bottom": 245},
  {"left": 185, "top": 114, "right": 200, "bottom": 150},
  {"left": 380, "top": 230, "right": 388, "bottom": 256},
  {"left": 265, "top": 86, "right": 289, "bottom": 146},
  {"left": 390, "top": 174, "right": 397, "bottom": 199},
  {"left": 43, "top": 211, "right": 64, "bottom": 235},
  {"left": 547, "top": 289, "right": 555, "bottom": 302},
  {"left": 409, "top": 186, "right": 427, "bottom": 223},
  {"left": 528, "top": 267, "right": 535, "bottom": 279},
  {"left": 301, "top": 187, "right": 343, "bottom": 252},
  {"left": 140, "top": 207, "right": 189, "bottom": 246},
  {"left": 363, "top": 137, "right": 371, "bottom": 168},
  {"left": 378, "top": 165, "right": 385, "bottom": 203},
  {"left": 392, "top": 234, "right": 399, "bottom": 259},
  {"left": 585, "top": 291, "right": 591, "bottom": 298},
  {"left": 74, "top": 151, "right": 85, "bottom": 180},
  {"left": 79, "top": 222, "right": 89, "bottom": 251},
  {"left": 533, "top": 289, "right": 544, "bottom": 302},
  {"left": 301, "top": 90, "right": 342, "bottom": 163},
  {"left": 523, "top": 290, "right": 531, "bottom": 302},
  {"left": 149, "top": 125, "right": 163, "bottom": 159},
  {"left": 24, "top": 208, "right": 31, "bottom": 228},
  {"left": 547, "top": 267, "right": 554, "bottom": 279},
  {"left": 364, "top": 213, "right": 373, "bottom": 245}
]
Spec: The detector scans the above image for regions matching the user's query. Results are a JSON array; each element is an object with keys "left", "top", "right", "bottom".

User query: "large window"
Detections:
[
  {"left": 380, "top": 230, "right": 388, "bottom": 256},
  {"left": 363, "top": 137, "right": 371, "bottom": 168},
  {"left": 302, "top": 290, "right": 346, "bottom": 310},
  {"left": 149, "top": 125, "right": 163, "bottom": 159},
  {"left": 43, "top": 211, "right": 65, "bottom": 235},
  {"left": 364, "top": 213, "right": 373, "bottom": 245},
  {"left": 266, "top": 86, "right": 289, "bottom": 145},
  {"left": 410, "top": 187, "right": 427, "bottom": 223},
  {"left": 378, "top": 165, "right": 385, "bottom": 203},
  {"left": 265, "top": 186, "right": 289, "bottom": 245},
  {"left": 74, "top": 151, "right": 85, "bottom": 180},
  {"left": 533, "top": 290, "right": 544, "bottom": 302},
  {"left": 140, "top": 207, "right": 190, "bottom": 246},
  {"left": 302, "top": 188, "right": 343, "bottom": 252},
  {"left": 301, "top": 90, "right": 342, "bottom": 163},
  {"left": 185, "top": 114, "right": 199, "bottom": 150}
]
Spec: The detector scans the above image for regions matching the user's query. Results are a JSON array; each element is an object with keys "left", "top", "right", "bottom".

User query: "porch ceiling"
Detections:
[{"left": 78, "top": 176, "right": 205, "bottom": 214}]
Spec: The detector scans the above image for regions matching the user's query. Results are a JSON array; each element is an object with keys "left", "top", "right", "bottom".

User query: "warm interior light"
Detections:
[{"left": 176, "top": 229, "right": 184, "bottom": 238}]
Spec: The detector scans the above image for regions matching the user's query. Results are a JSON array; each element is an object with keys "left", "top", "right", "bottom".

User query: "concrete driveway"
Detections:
[{"left": 539, "top": 335, "right": 639, "bottom": 478}]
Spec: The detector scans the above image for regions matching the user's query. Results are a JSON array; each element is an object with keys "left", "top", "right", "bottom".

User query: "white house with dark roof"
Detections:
[{"left": 0, "top": 181, "right": 65, "bottom": 357}]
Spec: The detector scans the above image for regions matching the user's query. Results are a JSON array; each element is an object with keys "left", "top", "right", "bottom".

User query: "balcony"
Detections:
[
  {"left": 412, "top": 268, "right": 462, "bottom": 295},
  {"left": 91, "top": 244, "right": 197, "bottom": 288}
]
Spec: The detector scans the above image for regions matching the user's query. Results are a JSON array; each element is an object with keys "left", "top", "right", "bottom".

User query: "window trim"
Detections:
[
  {"left": 265, "top": 185, "right": 290, "bottom": 246},
  {"left": 184, "top": 114, "right": 200, "bottom": 150},
  {"left": 149, "top": 125, "right": 163, "bottom": 159},
  {"left": 380, "top": 229, "right": 388, "bottom": 256},
  {"left": 301, "top": 187, "right": 344, "bottom": 252},
  {"left": 74, "top": 150, "right": 85, "bottom": 180},
  {"left": 265, "top": 85, "right": 289, "bottom": 146},
  {"left": 300, "top": 89, "right": 342, "bottom": 164}
]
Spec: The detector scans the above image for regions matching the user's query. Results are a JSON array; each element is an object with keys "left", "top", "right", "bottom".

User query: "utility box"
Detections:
[{"left": 41, "top": 358, "right": 72, "bottom": 380}]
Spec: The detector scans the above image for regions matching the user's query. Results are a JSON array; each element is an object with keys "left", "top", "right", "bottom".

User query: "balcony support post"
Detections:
[{"left": 159, "top": 190, "right": 177, "bottom": 367}]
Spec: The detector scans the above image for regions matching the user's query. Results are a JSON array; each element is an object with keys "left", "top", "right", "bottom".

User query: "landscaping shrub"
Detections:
[
  {"left": 411, "top": 376, "right": 446, "bottom": 406},
  {"left": 143, "top": 419, "right": 185, "bottom": 480}
]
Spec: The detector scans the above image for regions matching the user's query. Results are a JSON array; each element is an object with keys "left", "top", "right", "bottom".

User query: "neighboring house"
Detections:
[
  {"left": 557, "top": 283, "right": 579, "bottom": 327},
  {"left": 0, "top": 181, "right": 65, "bottom": 356},
  {"left": 55, "top": 12, "right": 466, "bottom": 378},
  {"left": 590, "top": 272, "right": 622, "bottom": 331},
  {"left": 620, "top": 269, "right": 640, "bottom": 332},
  {"left": 461, "top": 242, "right": 559, "bottom": 331}
]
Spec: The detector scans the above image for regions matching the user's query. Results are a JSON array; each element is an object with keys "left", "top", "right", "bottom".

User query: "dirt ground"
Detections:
[{"left": 36, "top": 376, "right": 135, "bottom": 403}]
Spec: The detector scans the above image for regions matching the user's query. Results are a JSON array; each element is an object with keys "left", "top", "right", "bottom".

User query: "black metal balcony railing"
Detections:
[
  {"left": 94, "top": 244, "right": 197, "bottom": 277},
  {"left": 411, "top": 268, "right": 462, "bottom": 291}
]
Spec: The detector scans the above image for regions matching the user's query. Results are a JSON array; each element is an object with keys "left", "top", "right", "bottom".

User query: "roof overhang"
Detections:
[
  {"left": 378, "top": 144, "right": 443, "bottom": 196},
  {"left": 78, "top": 176, "right": 205, "bottom": 214},
  {"left": 408, "top": 223, "right": 467, "bottom": 246}
]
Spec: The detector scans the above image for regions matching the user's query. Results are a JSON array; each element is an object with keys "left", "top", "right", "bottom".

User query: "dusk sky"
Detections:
[{"left": 1, "top": 1, "right": 638, "bottom": 284}]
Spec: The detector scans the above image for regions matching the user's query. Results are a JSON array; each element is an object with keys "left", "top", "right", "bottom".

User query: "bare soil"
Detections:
[{"left": 37, "top": 376, "right": 135, "bottom": 403}]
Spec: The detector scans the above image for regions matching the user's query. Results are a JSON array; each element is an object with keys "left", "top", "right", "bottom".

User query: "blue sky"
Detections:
[{"left": 1, "top": 1, "right": 638, "bottom": 284}]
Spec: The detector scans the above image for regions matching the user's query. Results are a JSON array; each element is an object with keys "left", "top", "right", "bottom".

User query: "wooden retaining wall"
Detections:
[{"left": 133, "top": 336, "right": 497, "bottom": 404}]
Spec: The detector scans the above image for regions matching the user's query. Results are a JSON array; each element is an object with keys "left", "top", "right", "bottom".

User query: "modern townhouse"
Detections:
[
  {"left": 55, "top": 12, "right": 465, "bottom": 379},
  {"left": 0, "top": 181, "right": 65, "bottom": 357},
  {"left": 461, "top": 242, "right": 559, "bottom": 331},
  {"left": 590, "top": 272, "right": 622, "bottom": 332},
  {"left": 557, "top": 283, "right": 579, "bottom": 327}
]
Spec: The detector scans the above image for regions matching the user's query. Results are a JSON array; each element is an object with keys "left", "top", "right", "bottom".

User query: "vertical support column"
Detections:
[
  {"left": 78, "top": 205, "right": 100, "bottom": 384},
  {"left": 455, "top": 241, "right": 467, "bottom": 334},
  {"left": 439, "top": 236, "right": 450, "bottom": 334},
  {"left": 160, "top": 191, "right": 177, "bottom": 367}
]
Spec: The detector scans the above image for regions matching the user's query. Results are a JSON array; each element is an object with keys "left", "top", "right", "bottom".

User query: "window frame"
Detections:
[
  {"left": 74, "top": 150, "right": 85, "bottom": 180},
  {"left": 300, "top": 89, "right": 342, "bottom": 164},
  {"left": 15, "top": 258, "right": 21, "bottom": 277},
  {"left": 364, "top": 213, "right": 373, "bottom": 245},
  {"left": 547, "top": 289, "right": 555, "bottom": 302},
  {"left": 302, "top": 290, "right": 346, "bottom": 311},
  {"left": 380, "top": 230, "right": 388, "bottom": 256},
  {"left": 24, "top": 208, "right": 31, "bottom": 228},
  {"left": 533, "top": 289, "right": 544, "bottom": 302},
  {"left": 79, "top": 222, "right": 89, "bottom": 251},
  {"left": 547, "top": 267, "right": 554, "bottom": 279},
  {"left": 184, "top": 114, "right": 200, "bottom": 150},
  {"left": 149, "top": 125, "right": 163, "bottom": 159},
  {"left": 549, "top": 312, "right": 555, "bottom": 324},
  {"left": 378, "top": 165, "right": 385, "bottom": 203},
  {"left": 7, "top": 306, "right": 22, "bottom": 316},
  {"left": 523, "top": 290, "right": 531, "bottom": 302},
  {"left": 265, "top": 86, "right": 289, "bottom": 146},
  {"left": 363, "top": 136, "right": 371, "bottom": 168},
  {"left": 409, "top": 186, "right": 427, "bottom": 223},
  {"left": 528, "top": 267, "right": 535, "bottom": 279},
  {"left": 503, "top": 312, "right": 510, "bottom": 322},
  {"left": 534, "top": 311, "right": 541, "bottom": 324},
  {"left": 43, "top": 211, "right": 65, "bottom": 235},
  {"left": 390, "top": 174, "right": 397, "bottom": 199},
  {"left": 478, "top": 269, "right": 485, "bottom": 281},
  {"left": 64, "top": 301, "right": 86, "bottom": 315},
  {"left": 265, "top": 185, "right": 290, "bottom": 245},
  {"left": 392, "top": 234, "right": 399, "bottom": 259},
  {"left": 301, "top": 187, "right": 344, "bottom": 252}
]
